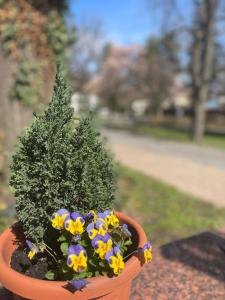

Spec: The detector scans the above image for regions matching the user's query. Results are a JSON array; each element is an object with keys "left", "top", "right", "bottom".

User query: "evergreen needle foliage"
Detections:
[{"left": 10, "top": 68, "right": 116, "bottom": 243}]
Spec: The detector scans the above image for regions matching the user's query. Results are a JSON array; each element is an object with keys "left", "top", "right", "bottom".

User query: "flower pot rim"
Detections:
[{"left": 0, "top": 211, "right": 147, "bottom": 299}]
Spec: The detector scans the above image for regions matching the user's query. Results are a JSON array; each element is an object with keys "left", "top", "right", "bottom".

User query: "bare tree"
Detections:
[
  {"left": 143, "top": 33, "right": 179, "bottom": 117},
  {"left": 85, "top": 37, "right": 178, "bottom": 115},
  {"left": 87, "top": 44, "right": 144, "bottom": 111},
  {"left": 70, "top": 19, "right": 104, "bottom": 92},
  {"left": 147, "top": 0, "right": 222, "bottom": 142},
  {"left": 190, "top": 0, "right": 218, "bottom": 142}
]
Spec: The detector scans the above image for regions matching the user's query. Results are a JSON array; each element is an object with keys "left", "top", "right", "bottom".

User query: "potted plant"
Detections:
[{"left": 0, "top": 68, "right": 152, "bottom": 300}]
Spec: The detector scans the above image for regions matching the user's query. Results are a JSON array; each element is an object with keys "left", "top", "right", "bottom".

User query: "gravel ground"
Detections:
[
  {"left": 131, "top": 228, "right": 225, "bottom": 300},
  {"left": 102, "top": 129, "right": 225, "bottom": 207}
]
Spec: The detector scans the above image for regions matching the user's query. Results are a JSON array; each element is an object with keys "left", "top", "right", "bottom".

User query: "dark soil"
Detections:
[{"left": 11, "top": 247, "right": 49, "bottom": 280}]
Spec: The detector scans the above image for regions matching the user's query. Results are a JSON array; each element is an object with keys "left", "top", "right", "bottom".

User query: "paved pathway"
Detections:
[{"left": 102, "top": 129, "right": 225, "bottom": 207}]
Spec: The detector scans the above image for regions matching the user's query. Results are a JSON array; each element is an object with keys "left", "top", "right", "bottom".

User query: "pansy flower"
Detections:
[
  {"left": 67, "top": 244, "right": 87, "bottom": 272},
  {"left": 105, "top": 246, "right": 124, "bottom": 275},
  {"left": 65, "top": 212, "right": 85, "bottom": 235},
  {"left": 95, "top": 212, "right": 109, "bottom": 228},
  {"left": 104, "top": 210, "right": 119, "bottom": 228},
  {"left": 51, "top": 208, "right": 69, "bottom": 230},
  {"left": 26, "top": 240, "right": 38, "bottom": 260},
  {"left": 96, "top": 219, "right": 108, "bottom": 235},
  {"left": 87, "top": 219, "right": 108, "bottom": 240},
  {"left": 141, "top": 241, "right": 152, "bottom": 263},
  {"left": 84, "top": 210, "right": 97, "bottom": 223},
  {"left": 92, "top": 233, "right": 113, "bottom": 259},
  {"left": 121, "top": 224, "right": 132, "bottom": 237},
  {"left": 86, "top": 222, "right": 98, "bottom": 240},
  {"left": 68, "top": 279, "right": 89, "bottom": 291},
  {"left": 97, "top": 212, "right": 107, "bottom": 221}
]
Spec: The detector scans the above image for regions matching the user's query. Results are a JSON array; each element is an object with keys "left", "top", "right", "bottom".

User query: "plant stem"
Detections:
[
  {"left": 123, "top": 249, "right": 138, "bottom": 261},
  {"left": 44, "top": 243, "right": 57, "bottom": 257},
  {"left": 41, "top": 242, "right": 58, "bottom": 263},
  {"left": 45, "top": 247, "right": 58, "bottom": 263}
]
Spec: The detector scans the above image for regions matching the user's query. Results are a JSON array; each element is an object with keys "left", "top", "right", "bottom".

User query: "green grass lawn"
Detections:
[
  {"left": 131, "top": 126, "right": 225, "bottom": 149},
  {"left": 105, "top": 122, "right": 225, "bottom": 149},
  {"left": 117, "top": 166, "right": 225, "bottom": 245},
  {"left": 132, "top": 126, "right": 225, "bottom": 149}
]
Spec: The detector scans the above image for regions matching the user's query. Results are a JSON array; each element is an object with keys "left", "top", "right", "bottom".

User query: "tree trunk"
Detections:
[
  {"left": 190, "top": 0, "right": 218, "bottom": 142},
  {"left": 192, "top": 89, "right": 207, "bottom": 142},
  {"left": 155, "top": 106, "right": 163, "bottom": 121}
]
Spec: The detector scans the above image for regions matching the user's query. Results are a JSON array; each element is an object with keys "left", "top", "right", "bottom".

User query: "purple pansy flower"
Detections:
[
  {"left": 105, "top": 249, "right": 114, "bottom": 263},
  {"left": 103, "top": 210, "right": 119, "bottom": 227},
  {"left": 83, "top": 210, "right": 97, "bottom": 222},
  {"left": 91, "top": 233, "right": 111, "bottom": 249},
  {"left": 71, "top": 212, "right": 85, "bottom": 224},
  {"left": 95, "top": 219, "right": 107, "bottom": 230},
  {"left": 91, "top": 233, "right": 113, "bottom": 259},
  {"left": 114, "top": 245, "right": 122, "bottom": 256},
  {"left": 97, "top": 212, "right": 107, "bottom": 220},
  {"left": 141, "top": 240, "right": 152, "bottom": 264},
  {"left": 68, "top": 244, "right": 86, "bottom": 256},
  {"left": 121, "top": 224, "right": 132, "bottom": 237},
  {"left": 68, "top": 279, "right": 89, "bottom": 291},
  {"left": 51, "top": 208, "right": 69, "bottom": 230},
  {"left": 26, "top": 240, "right": 38, "bottom": 260},
  {"left": 26, "top": 240, "right": 34, "bottom": 250},
  {"left": 67, "top": 244, "right": 87, "bottom": 272},
  {"left": 86, "top": 219, "right": 107, "bottom": 240},
  {"left": 105, "top": 246, "right": 122, "bottom": 263},
  {"left": 105, "top": 246, "right": 124, "bottom": 275},
  {"left": 64, "top": 211, "right": 85, "bottom": 235},
  {"left": 87, "top": 222, "right": 95, "bottom": 234},
  {"left": 142, "top": 241, "right": 152, "bottom": 252},
  {"left": 57, "top": 208, "right": 69, "bottom": 216}
]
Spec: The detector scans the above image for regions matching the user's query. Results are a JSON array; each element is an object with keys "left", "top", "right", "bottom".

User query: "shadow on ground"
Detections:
[
  {"left": 160, "top": 230, "right": 225, "bottom": 282},
  {"left": 131, "top": 229, "right": 225, "bottom": 299}
]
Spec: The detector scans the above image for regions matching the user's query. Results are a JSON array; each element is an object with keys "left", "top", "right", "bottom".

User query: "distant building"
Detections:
[
  {"left": 205, "top": 97, "right": 225, "bottom": 120},
  {"left": 131, "top": 99, "right": 149, "bottom": 117},
  {"left": 71, "top": 93, "right": 99, "bottom": 116}
]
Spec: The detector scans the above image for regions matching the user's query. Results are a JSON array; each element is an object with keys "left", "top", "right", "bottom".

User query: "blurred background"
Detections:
[{"left": 0, "top": 0, "right": 225, "bottom": 246}]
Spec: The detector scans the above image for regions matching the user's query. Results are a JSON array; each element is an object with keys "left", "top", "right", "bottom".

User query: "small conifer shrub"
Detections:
[{"left": 10, "top": 68, "right": 116, "bottom": 243}]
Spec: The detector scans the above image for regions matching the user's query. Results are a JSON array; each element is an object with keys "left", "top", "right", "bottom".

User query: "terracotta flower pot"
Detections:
[{"left": 0, "top": 211, "right": 147, "bottom": 300}]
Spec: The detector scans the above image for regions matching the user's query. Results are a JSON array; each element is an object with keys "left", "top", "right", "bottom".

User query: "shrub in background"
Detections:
[{"left": 10, "top": 68, "right": 116, "bottom": 243}]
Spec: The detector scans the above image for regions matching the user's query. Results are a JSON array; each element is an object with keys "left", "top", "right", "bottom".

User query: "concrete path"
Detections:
[{"left": 102, "top": 129, "right": 225, "bottom": 207}]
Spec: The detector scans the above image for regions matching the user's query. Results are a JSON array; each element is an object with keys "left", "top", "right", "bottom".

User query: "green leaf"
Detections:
[
  {"left": 87, "top": 272, "right": 93, "bottom": 278},
  {"left": 60, "top": 242, "right": 69, "bottom": 256},
  {"left": 79, "top": 240, "right": 88, "bottom": 247},
  {"left": 89, "top": 258, "right": 97, "bottom": 267},
  {"left": 99, "top": 260, "right": 108, "bottom": 268},
  {"left": 45, "top": 270, "right": 55, "bottom": 280},
  {"left": 124, "top": 239, "right": 133, "bottom": 246},
  {"left": 78, "top": 271, "right": 93, "bottom": 279},
  {"left": 99, "top": 261, "right": 105, "bottom": 268},
  {"left": 57, "top": 235, "right": 66, "bottom": 242},
  {"left": 61, "top": 261, "right": 70, "bottom": 273},
  {"left": 102, "top": 270, "right": 109, "bottom": 276}
]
